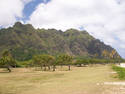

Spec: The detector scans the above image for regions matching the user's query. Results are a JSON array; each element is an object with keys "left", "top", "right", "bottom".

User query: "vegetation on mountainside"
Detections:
[
  {"left": 0, "top": 22, "right": 123, "bottom": 73},
  {"left": 0, "top": 22, "right": 121, "bottom": 61}
]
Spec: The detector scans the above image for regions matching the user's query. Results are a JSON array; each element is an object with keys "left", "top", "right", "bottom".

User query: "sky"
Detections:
[{"left": 0, "top": 0, "right": 125, "bottom": 58}]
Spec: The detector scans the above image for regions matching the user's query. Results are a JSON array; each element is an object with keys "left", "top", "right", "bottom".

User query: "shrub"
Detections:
[{"left": 112, "top": 65, "right": 125, "bottom": 80}]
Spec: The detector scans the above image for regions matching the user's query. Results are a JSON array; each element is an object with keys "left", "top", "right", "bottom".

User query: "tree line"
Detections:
[{"left": 0, "top": 50, "right": 124, "bottom": 72}]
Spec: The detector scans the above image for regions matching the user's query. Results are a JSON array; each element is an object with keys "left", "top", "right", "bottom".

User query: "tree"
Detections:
[
  {"left": 0, "top": 50, "right": 16, "bottom": 72},
  {"left": 42, "top": 55, "right": 55, "bottom": 71},
  {"left": 33, "top": 55, "right": 43, "bottom": 70},
  {"left": 75, "top": 59, "right": 83, "bottom": 67},
  {"left": 76, "top": 59, "right": 89, "bottom": 67},
  {"left": 57, "top": 54, "right": 73, "bottom": 71},
  {"left": 33, "top": 54, "right": 55, "bottom": 71}
]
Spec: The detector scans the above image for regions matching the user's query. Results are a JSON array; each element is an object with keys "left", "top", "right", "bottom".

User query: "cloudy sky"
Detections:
[{"left": 0, "top": 0, "right": 125, "bottom": 58}]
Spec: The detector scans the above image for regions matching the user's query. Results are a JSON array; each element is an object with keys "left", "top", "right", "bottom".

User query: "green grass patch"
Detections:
[{"left": 112, "top": 65, "right": 125, "bottom": 80}]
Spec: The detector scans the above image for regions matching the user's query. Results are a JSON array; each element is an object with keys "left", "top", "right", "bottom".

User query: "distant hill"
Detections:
[{"left": 0, "top": 22, "right": 121, "bottom": 60}]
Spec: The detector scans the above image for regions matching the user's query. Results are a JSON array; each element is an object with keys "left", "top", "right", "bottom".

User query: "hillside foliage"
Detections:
[{"left": 0, "top": 22, "right": 121, "bottom": 61}]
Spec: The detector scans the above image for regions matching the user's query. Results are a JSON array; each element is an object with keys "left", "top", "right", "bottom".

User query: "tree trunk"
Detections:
[
  {"left": 79, "top": 64, "right": 82, "bottom": 67},
  {"left": 7, "top": 67, "right": 11, "bottom": 72},
  {"left": 44, "top": 66, "right": 46, "bottom": 71},
  {"left": 15, "top": 64, "right": 16, "bottom": 68},
  {"left": 68, "top": 65, "right": 71, "bottom": 71},
  {"left": 48, "top": 66, "right": 50, "bottom": 70},
  {"left": 53, "top": 65, "right": 56, "bottom": 71}
]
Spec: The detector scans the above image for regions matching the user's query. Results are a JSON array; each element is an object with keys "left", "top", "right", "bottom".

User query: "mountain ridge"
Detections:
[{"left": 0, "top": 22, "right": 121, "bottom": 60}]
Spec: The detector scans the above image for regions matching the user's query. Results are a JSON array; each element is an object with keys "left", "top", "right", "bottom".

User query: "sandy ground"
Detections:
[
  {"left": 102, "top": 63, "right": 125, "bottom": 94},
  {"left": 0, "top": 65, "right": 125, "bottom": 94}
]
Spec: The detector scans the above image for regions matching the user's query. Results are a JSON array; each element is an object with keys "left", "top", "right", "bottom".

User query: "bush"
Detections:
[{"left": 112, "top": 65, "right": 125, "bottom": 80}]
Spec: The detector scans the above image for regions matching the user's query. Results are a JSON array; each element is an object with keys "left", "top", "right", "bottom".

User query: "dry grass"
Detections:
[{"left": 0, "top": 65, "right": 124, "bottom": 94}]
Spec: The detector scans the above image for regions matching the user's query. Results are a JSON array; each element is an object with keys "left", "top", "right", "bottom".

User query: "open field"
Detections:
[{"left": 0, "top": 65, "right": 125, "bottom": 94}]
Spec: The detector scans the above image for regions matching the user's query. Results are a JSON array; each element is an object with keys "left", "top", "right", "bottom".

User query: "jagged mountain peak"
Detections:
[{"left": 0, "top": 22, "right": 121, "bottom": 60}]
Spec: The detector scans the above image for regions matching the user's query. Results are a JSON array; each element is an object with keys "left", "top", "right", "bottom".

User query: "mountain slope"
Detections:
[{"left": 0, "top": 22, "right": 121, "bottom": 60}]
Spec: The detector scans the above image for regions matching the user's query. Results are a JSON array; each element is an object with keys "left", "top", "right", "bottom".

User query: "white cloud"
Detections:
[
  {"left": 28, "top": 0, "right": 125, "bottom": 58},
  {"left": 0, "top": 0, "right": 32, "bottom": 27}
]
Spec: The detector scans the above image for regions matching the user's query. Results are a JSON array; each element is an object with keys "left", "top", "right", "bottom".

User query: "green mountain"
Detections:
[{"left": 0, "top": 22, "right": 121, "bottom": 60}]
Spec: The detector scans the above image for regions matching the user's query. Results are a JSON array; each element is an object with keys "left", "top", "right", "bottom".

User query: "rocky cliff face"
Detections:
[{"left": 0, "top": 22, "right": 121, "bottom": 60}]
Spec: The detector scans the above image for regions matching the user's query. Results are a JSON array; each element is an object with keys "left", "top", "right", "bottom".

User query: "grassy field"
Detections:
[{"left": 0, "top": 65, "right": 124, "bottom": 94}]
